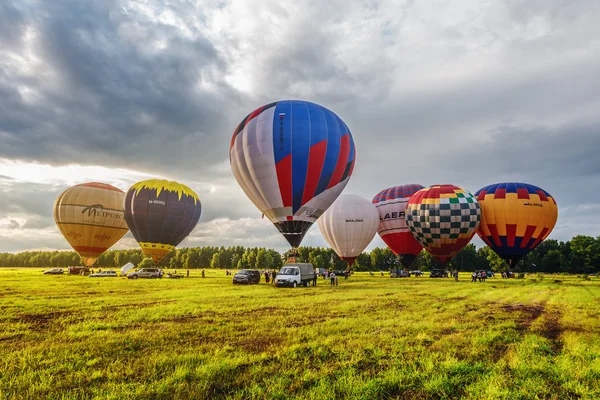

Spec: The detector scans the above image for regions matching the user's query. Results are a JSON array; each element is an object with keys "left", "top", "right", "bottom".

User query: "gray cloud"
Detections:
[
  {"left": 0, "top": 0, "right": 243, "bottom": 177},
  {"left": 7, "top": 219, "right": 20, "bottom": 229}
]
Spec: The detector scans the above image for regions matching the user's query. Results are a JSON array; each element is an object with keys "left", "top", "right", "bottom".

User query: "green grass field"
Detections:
[{"left": 1, "top": 269, "right": 599, "bottom": 399}]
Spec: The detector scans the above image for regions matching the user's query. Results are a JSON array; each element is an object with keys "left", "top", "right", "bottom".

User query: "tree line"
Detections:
[{"left": 0, "top": 235, "right": 598, "bottom": 274}]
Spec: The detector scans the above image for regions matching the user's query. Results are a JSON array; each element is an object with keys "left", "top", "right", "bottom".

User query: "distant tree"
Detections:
[
  {"left": 138, "top": 258, "right": 154, "bottom": 268},
  {"left": 354, "top": 252, "right": 372, "bottom": 271},
  {"left": 449, "top": 244, "right": 478, "bottom": 271},
  {"left": 210, "top": 252, "right": 221, "bottom": 269}
]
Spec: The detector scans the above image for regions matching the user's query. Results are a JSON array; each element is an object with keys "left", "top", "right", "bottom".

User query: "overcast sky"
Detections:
[{"left": 1, "top": 0, "right": 598, "bottom": 253}]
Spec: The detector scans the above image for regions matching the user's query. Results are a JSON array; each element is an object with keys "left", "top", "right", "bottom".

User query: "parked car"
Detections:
[
  {"left": 232, "top": 269, "right": 261, "bottom": 284},
  {"left": 127, "top": 268, "right": 160, "bottom": 279},
  {"left": 166, "top": 272, "right": 184, "bottom": 279},
  {"left": 43, "top": 268, "right": 64, "bottom": 275},
  {"left": 391, "top": 269, "right": 410, "bottom": 278},
  {"left": 333, "top": 270, "right": 350, "bottom": 277},
  {"left": 410, "top": 270, "right": 424, "bottom": 277},
  {"left": 314, "top": 268, "right": 328, "bottom": 276},
  {"left": 274, "top": 263, "right": 315, "bottom": 288},
  {"left": 429, "top": 269, "right": 448, "bottom": 278},
  {"left": 89, "top": 270, "right": 117, "bottom": 277}
]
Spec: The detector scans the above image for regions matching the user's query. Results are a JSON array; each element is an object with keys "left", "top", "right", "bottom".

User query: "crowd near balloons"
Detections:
[{"left": 53, "top": 99, "right": 559, "bottom": 276}]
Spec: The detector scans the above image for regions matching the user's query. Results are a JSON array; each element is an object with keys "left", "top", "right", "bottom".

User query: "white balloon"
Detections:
[{"left": 317, "top": 194, "right": 379, "bottom": 266}]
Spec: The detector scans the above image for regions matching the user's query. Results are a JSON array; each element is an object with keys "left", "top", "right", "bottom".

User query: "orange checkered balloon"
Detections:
[{"left": 475, "top": 182, "right": 558, "bottom": 267}]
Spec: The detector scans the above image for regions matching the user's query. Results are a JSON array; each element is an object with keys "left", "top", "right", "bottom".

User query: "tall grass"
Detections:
[{"left": 1, "top": 269, "right": 599, "bottom": 399}]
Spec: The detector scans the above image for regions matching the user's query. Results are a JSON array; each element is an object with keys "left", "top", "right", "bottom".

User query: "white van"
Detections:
[{"left": 274, "top": 263, "right": 316, "bottom": 288}]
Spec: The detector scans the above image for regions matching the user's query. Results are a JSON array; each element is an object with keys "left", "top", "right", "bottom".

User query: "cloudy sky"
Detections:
[{"left": 1, "top": 0, "right": 598, "bottom": 253}]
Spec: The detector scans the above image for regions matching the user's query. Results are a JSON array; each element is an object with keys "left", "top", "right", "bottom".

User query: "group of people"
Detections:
[
  {"left": 259, "top": 270, "right": 279, "bottom": 284},
  {"left": 471, "top": 271, "right": 488, "bottom": 282}
]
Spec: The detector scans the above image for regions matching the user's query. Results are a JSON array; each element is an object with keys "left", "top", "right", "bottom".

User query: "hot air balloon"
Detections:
[
  {"left": 123, "top": 179, "right": 201, "bottom": 264},
  {"left": 475, "top": 182, "right": 558, "bottom": 267},
  {"left": 230, "top": 100, "right": 356, "bottom": 249},
  {"left": 372, "top": 184, "right": 424, "bottom": 268},
  {"left": 405, "top": 184, "right": 481, "bottom": 265},
  {"left": 317, "top": 194, "right": 379, "bottom": 267},
  {"left": 53, "top": 182, "right": 129, "bottom": 266}
]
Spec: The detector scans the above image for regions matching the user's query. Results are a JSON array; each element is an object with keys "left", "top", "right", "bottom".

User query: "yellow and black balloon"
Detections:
[
  {"left": 475, "top": 182, "right": 558, "bottom": 267},
  {"left": 123, "top": 179, "right": 201, "bottom": 264},
  {"left": 54, "top": 182, "right": 129, "bottom": 266}
]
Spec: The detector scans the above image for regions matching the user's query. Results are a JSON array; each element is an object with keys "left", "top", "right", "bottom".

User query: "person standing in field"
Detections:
[
  {"left": 313, "top": 269, "right": 318, "bottom": 286},
  {"left": 330, "top": 272, "right": 336, "bottom": 286},
  {"left": 265, "top": 271, "right": 270, "bottom": 284},
  {"left": 187, "top": 269, "right": 189, "bottom": 277},
  {"left": 335, "top": 274, "right": 339, "bottom": 286},
  {"left": 202, "top": 269, "right": 205, "bottom": 278},
  {"left": 471, "top": 271, "right": 477, "bottom": 282}
]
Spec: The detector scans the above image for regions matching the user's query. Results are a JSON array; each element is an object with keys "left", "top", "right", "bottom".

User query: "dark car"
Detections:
[
  {"left": 43, "top": 268, "right": 64, "bottom": 275},
  {"left": 333, "top": 270, "right": 350, "bottom": 277},
  {"left": 429, "top": 269, "right": 448, "bottom": 278},
  {"left": 233, "top": 269, "right": 261, "bottom": 284},
  {"left": 391, "top": 269, "right": 410, "bottom": 278}
]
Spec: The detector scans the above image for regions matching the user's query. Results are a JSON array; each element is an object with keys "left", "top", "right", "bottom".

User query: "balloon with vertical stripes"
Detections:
[
  {"left": 230, "top": 100, "right": 356, "bottom": 248},
  {"left": 474, "top": 182, "right": 558, "bottom": 267}
]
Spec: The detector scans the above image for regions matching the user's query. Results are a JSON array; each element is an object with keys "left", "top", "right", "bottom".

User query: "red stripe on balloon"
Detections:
[
  {"left": 488, "top": 224, "right": 502, "bottom": 247},
  {"left": 327, "top": 134, "right": 350, "bottom": 189},
  {"left": 480, "top": 235, "right": 493, "bottom": 247},
  {"left": 517, "top": 188, "right": 530, "bottom": 199},
  {"left": 477, "top": 189, "right": 487, "bottom": 201},
  {"left": 529, "top": 227, "right": 549, "bottom": 249},
  {"left": 276, "top": 154, "right": 293, "bottom": 208},
  {"left": 73, "top": 246, "right": 109, "bottom": 254},
  {"left": 244, "top": 106, "right": 264, "bottom": 127},
  {"left": 520, "top": 225, "right": 537, "bottom": 248},
  {"left": 301, "top": 139, "right": 327, "bottom": 205},
  {"left": 506, "top": 224, "right": 517, "bottom": 247},
  {"left": 536, "top": 190, "right": 548, "bottom": 202}
]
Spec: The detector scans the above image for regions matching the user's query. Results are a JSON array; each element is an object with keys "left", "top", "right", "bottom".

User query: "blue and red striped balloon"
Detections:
[{"left": 230, "top": 100, "right": 355, "bottom": 248}]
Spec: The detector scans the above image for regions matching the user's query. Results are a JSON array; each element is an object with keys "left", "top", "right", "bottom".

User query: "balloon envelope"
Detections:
[
  {"left": 230, "top": 100, "right": 356, "bottom": 248},
  {"left": 372, "top": 184, "right": 424, "bottom": 268},
  {"left": 120, "top": 262, "right": 135, "bottom": 275},
  {"left": 475, "top": 182, "right": 558, "bottom": 267},
  {"left": 53, "top": 182, "right": 129, "bottom": 266},
  {"left": 317, "top": 194, "right": 379, "bottom": 267},
  {"left": 406, "top": 184, "right": 481, "bottom": 265},
  {"left": 124, "top": 179, "right": 201, "bottom": 263}
]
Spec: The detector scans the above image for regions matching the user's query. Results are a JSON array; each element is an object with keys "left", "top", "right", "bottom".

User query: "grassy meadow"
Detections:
[{"left": 1, "top": 268, "right": 600, "bottom": 399}]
